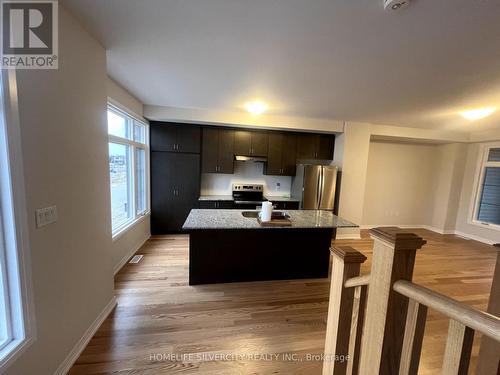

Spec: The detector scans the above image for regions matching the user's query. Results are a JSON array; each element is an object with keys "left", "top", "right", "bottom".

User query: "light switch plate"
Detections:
[{"left": 36, "top": 205, "right": 58, "bottom": 228}]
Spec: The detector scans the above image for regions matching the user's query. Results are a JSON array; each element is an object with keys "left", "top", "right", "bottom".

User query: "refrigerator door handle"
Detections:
[
  {"left": 319, "top": 167, "right": 324, "bottom": 207},
  {"left": 317, "top": 167, "right": 323, "bottom": 209}
]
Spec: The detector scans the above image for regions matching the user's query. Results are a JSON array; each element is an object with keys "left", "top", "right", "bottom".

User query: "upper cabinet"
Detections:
[
  {"left": 234, "top": 130, "right": 268, "bottom": 157},
  {"left": 150, "top": 122, "right": 201, "bottom": 153},
  {"left": 297, "top": 133, "right": 335, "bottom": 160},
  {"left": 265, "top": 133, "right": 297, "bottom": 176},
  {"left": 201, "top": 127, "right": 235, "bottom": 174}
]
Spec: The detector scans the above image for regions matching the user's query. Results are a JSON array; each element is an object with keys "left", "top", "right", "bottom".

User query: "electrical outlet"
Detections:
[
  {"left": 276, "top": 182, "right": 281, "bottom": 192},
  {"left": 36, "top": 206, "right": 58, "bottom": 228}
]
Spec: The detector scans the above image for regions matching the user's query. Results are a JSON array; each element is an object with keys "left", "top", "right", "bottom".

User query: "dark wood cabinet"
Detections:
[
  {"left": 265, "top": 133, "right": 297, "bottom": 176},
  {"left": 202, "top": 127, "right": 234, "bottom": 174},
  {"left": 151, "top": 152, "right": 200, "bottom": 233},
  {"left": 151, "top": 122, "right": 201, "bottom": 153},
  {"left": 297, "top": 133, "right": 335, "bottom": 160},
  {"left": 199, "top": 200, "right": 235, "bottom": 209},
  {"left": 272, "top": 201, "right": 300, "bottom": 210},
  {"left": 234, "top": 130, "right": 268, "bottom": 156}
]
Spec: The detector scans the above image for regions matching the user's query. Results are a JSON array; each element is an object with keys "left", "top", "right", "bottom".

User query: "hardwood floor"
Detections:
[{"left": 69, "top": 230, "right": 497, "bottom": 374}]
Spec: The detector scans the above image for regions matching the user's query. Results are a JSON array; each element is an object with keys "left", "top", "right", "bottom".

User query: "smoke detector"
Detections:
[{"left": 384, "top": 0, "right": 411, "bottom": 10}]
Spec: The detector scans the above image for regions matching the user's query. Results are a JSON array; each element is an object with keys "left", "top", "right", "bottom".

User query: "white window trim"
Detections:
[
  {"left": 0, "top": 70, "right": 36, "bottom": 369},
  {"left": 469, "top": 142, "right": 500, "bottom": 232},
  {"left": 107, "top": 103, "right": 150, "bottom": 240}
]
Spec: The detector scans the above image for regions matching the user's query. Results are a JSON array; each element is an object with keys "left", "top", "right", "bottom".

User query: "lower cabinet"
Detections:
[
  {"left": 199, "top": 201, "right": 235, "bottom": 209},
  {"left": 151, "top": 152, "right": 200, "bottom": 233},
  {"left": 272, "top": 201, "right": 300, "bottom": 210}
]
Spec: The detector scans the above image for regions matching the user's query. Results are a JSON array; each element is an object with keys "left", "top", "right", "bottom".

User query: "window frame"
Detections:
[
  {"left": 107, "top": 103, "right": 150, "bottom": 239},
  {"left": 470, "top": 142, "right": 500, "bottom": 231},
  {"left": 0, "top": 69, "right": 36, "bottom": 370}
]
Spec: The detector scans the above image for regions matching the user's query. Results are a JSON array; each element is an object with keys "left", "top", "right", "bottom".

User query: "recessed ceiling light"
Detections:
[
  {"left": 244, "top": 101, "right": 268, "bottom": 115},
  {"left": 460, "top": 107, "right": 497, "bottom": 121}
]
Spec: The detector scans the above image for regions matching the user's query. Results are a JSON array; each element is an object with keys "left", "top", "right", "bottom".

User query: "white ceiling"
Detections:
[{"left": 63, "top": 0, "right": 500, "bottom": 132}]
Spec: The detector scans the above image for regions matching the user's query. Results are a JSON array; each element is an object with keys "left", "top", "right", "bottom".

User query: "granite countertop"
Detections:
[
  {"left": 198, "top": 195, "right": 234, "bottom": 201},
  {"left": 182, "top": 209, "right": 358, "bottom": 230},
  {"left": 264, "top": 196, "right": 300, "bottom": 202}
]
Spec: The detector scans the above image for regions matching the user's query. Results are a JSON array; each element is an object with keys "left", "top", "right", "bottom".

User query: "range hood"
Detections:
[{"left": 235, "top": 155, "right": 267, "bottom": 163}]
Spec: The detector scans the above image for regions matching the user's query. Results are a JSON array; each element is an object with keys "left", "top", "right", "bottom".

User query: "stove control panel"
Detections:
[{"left": 232, "top": 184, "right": 263, "bottom": 192}]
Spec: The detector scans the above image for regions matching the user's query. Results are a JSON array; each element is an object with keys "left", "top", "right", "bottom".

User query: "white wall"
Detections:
[
  {"left": 106, "top": 77, "right": 151, "bottom": 273},
  {"left": 428, "top": 143, "right": 468, "bottom": 232},
  {"left": 6, "top": 6, "right": 115, "bottom": 374},
  {"left": 454, "top": 143, "right": 500, "bottom": 244},
  {"left": 201, "top": 162, "right": 292, "bottom": 197},
  {"left": 362, "top": 141, "right": 439, "bottom": 226},
  {"left": 334, "top": 122, "right": 371, "bottom": 238},
  {"left": 107, "top": 77, "right": 146, "bottom": 120}
]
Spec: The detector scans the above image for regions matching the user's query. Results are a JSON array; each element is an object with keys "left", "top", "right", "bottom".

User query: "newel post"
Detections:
[
  {"left": 357, "top": 227, "right": 426, "bottom": 375},
  {"left": 476, "top": 244, "right": 500, "bottom": 375},
  {"left": 323, "top": 246, "right": 367, "bottom": 375}
]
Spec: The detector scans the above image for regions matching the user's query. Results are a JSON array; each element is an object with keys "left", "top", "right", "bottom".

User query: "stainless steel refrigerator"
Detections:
[{"left": 291, "top": 164, "right": 339, "bottom": 210}]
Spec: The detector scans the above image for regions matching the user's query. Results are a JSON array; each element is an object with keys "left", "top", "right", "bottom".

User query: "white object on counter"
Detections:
[{"left": 260, "top": 201, "right": 273, "bottom": 222}]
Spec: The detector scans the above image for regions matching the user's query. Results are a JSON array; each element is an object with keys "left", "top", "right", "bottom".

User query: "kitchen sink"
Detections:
[
  {"left": 241, "top": 211, "right": 259, "bottom": 218},
  {"left": 241, "top": 211, "right": 290, "bottom": 219}
]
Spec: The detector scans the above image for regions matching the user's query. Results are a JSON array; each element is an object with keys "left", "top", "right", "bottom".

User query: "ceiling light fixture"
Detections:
[
  {"left": 244, "top": 101, "right": 268, "bottom": 115},
  {"left": 459, "top": 107, "right": 497, "bottom": 121}
]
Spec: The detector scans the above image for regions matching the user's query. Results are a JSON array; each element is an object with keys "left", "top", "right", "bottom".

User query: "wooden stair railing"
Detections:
[
  {"left": 323, "top": 228, "right": 500, "bottom": 375},
  {"left": 393, "top": 280, "right": 500, "bottom": 375},
  {"left": 476, "top": 244, "right": 500, "bottom": 375},
  {"left": 323, "top": 246, "right": 367, "bottom": 375}
]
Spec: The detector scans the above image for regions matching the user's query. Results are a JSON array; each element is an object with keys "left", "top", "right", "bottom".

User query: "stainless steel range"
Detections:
[{"left": 232, "top": 184, "right": 268, "bottom": 209}]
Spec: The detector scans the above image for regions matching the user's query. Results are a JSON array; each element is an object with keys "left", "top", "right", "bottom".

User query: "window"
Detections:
[
  {"left": 0, "top": 71, "right": 34, "bottom": 367},
  {"left": 472, "top": 144, "right": 500, "bottom": 229},
  {"left": 107, "top": 104, "right": 149, "bottom": 236}
]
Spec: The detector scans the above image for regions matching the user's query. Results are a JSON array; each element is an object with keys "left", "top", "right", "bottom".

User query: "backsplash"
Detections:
[{"left": 200, "top": 162, "right": 292, "bottom": 197}]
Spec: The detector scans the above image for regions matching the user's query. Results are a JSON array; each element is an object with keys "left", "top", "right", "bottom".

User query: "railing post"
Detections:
[
  {"left": 358, "top": 227, "right": 426, "bottom": 375},
  {"left": 476, "top": 245, "right": 500, "bottom": 375},
  {"left": 323, "top": 246, "right": 367, "bottom": 375}
]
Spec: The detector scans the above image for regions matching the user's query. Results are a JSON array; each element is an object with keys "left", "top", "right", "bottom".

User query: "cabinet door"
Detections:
[
  {"left": 284, "top": 201, "right": 300, "bottom": 210},
  {"left": 151, "top": 152, "right": 176, "bottom": 233},
  {"left": 218, "top": 129, "right": 235, "bottom": 174},
  {"left": 282, "top": 134, "right": 297, "bottom": 176},
  {"left": 150, "top": 122, "right": 177, "bottom": 152},
  {"left": 297, "top": 134, "right": 317, "bottom": 159},
  {"left": 317, "top": 134, "right": 335, "bottom": 160},
  {"left": 199, "top": 201, "right": 218, "bottom": 209},
  {"left": 201, "top": 127, "right": 218, "bottom": 173},
  {"left": 175, "top": 124, "right": 201, "bottom": 153},
  {"left": 272, "top": 202, "right": 286, "bottom": 210},
  {"left": 251, "top": 131, "right": 269, "bottom": 156},
  {"left": 175, "top": 154, "right": 201, "bottom": 230},
  {"left": 265, "top": 133, "right": 283, "bottom": 176},
  {"left": 234, "top": 130, "right": 252, "bottom": 155}
]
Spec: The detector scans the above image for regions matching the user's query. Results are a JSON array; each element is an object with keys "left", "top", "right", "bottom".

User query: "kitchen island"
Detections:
[{"left": 182, "top": 209, "right": 357, "bottom": 285}]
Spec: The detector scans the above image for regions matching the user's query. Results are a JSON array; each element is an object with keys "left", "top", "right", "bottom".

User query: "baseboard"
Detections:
[
  {"left": 360, "top": 224, "right": 495, "bottom": 245},
  {"left": 453, "top": 230, "right": 496, "bottom": 245},
  {"left": 54, "top": 296, "right": 117, "bottom": 375},
  {"left": 113, "top": 235, "right": 150, "bottom": 276}
]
